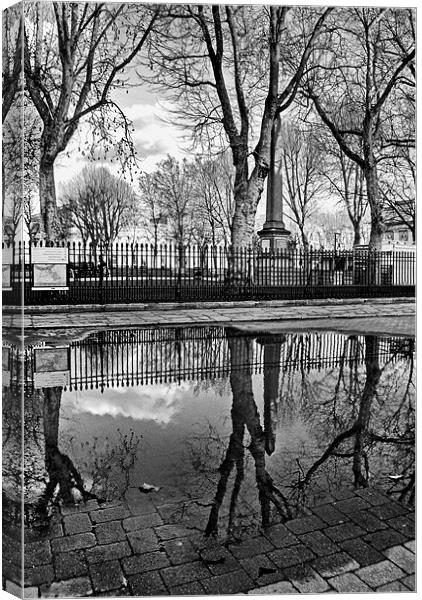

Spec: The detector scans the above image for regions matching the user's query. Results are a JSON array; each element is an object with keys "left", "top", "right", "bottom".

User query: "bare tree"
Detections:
[
  {"left": 379, "top": 147, "right": 415, "bottom": 241},
  {"left": 23, "top": 2, "right": 159, "bottom": 240},
  {"left": 138, "top": 172, "right": 169, "bottom": 249},
  {"left": 278, "top": 123, "right": 324, "bottom": 249},
  {"left": 305, "top": 8, "right": 415, "bottom": 248},
  {"left": 60, "top": 166, "right": 136, "bottom": 246},
  {"left": 323, "top": 145, "right": 368, "bottom": 247},
  {"left": 144, "top": 5, "right": 332, "bottom": 245},
  {"left": 192, "top": 153, "right": 235, "bottom": 248},
  {"left": 2, "top": 4, "right": 22, "bottom": 123}
]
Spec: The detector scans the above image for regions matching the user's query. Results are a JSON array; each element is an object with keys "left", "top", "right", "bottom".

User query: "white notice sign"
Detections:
[
  {"left": 34, "top": 370, "right": 70, "bottom": 389},
  {"left": 2, "top": 265, "right": 11, "bottom": 290},
  {"left": 32, "top": 247, "right": 68, "bottom": 264},
  {"left": 2, "top": 248, "right": 13, "bottom": 265}
]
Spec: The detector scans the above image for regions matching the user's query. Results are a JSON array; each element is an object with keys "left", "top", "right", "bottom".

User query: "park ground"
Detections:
[{"left": 2, "top": 297, "right": 416, "bottom": 596}]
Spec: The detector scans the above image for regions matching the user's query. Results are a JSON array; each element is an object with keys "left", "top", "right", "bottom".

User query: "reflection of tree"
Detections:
[
  {"left": 205, "top": 335, "right": 290, "bottom": 539},
  {"left": 298, "top": 336, "right": 415, "bottom": 502},
  {"left": 38, "top": 387, "right": 98, "bottom": 519}
]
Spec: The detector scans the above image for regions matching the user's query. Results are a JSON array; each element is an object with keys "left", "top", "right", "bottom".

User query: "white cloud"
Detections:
[{"left": 66, "top": 382, "right": 191, "bottom": 424}]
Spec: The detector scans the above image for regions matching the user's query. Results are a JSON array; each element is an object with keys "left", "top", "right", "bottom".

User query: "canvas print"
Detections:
[{"left": 2, "top": 1, "right": 415, "bottom": 597}]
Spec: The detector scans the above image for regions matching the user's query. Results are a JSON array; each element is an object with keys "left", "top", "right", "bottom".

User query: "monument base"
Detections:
[{"left": 258, "top": 222, "right": 291, "bottom": 251}]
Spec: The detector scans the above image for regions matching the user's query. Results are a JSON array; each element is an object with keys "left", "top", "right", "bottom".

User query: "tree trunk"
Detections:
[
  {"left": 353, "top": 224, "right": 362, "bottom": 247},
  {"left": 39, "top": 156, "right": 58, "bottom": 241},
  {"left": 364, "top": 163, "right": 384, "bottom": 249}
]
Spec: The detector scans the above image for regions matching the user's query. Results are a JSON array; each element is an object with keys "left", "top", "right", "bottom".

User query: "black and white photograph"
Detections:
[{"left": 2, "top": 1, "right": 416, "bottom": 597}]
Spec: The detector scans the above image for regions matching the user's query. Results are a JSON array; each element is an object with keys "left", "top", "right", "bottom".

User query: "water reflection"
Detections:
[{"left": 2, "top": 327, "right": 415, "bottom": 548}]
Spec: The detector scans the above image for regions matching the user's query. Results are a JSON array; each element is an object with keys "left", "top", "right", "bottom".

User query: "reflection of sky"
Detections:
[{"left": 65, "top": 382, "right": 192, "bottom": 425}]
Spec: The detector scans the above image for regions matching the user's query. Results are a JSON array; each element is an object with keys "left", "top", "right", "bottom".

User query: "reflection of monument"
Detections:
[{"left": 256, "top": 335, "right": 286, "bottom": 455}]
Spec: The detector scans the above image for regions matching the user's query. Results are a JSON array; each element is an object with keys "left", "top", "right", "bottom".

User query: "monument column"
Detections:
[{"left": 258, "top": 115, "right": 291, "bottom": 250}]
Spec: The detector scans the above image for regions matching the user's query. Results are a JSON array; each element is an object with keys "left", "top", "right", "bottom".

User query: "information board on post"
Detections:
[
  {"left": 2, "top": 247, "right": 13, "bottom": 291},
  {"left": 33, "top": 346, "right": 70, "bottom": 389},
  {"left": 32, "top": 246, "right": 69, "bottom": 290}
]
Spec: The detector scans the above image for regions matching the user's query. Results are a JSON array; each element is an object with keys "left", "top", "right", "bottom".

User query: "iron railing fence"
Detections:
[
  {"left": 4, "top": 328, "right": 414, "bottom": 394},
  {"left": 2, "top": 241, "right": 415, "bottom": 305}
]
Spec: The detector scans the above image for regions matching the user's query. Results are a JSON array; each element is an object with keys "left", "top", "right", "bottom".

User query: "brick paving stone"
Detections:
[
  {"left": 122, "top": 551, "right": 170, "bottom": 575},
  {"left": 161, "top": 537, "right": 199, "bottom": 566},
  {"left": 24, "top": 565, "right": 55, "bottom": 587},
  {"left": 199, "top": 546, "right": 241, "bottom": 576},
  {"left": 40, "top": 576, "right": 92, "bottom": 598},
  {"left": 401, "top": 574, "right": 415, "bottom": 590},
  {"left": 24, "top": 541, "right": 52, "bottom": 567},
  {"left": 154, "top": 524, "right": 195, "bottom": 541},
  {"left": 339, "top": 537, "right": 384, "bottom": 567},
  {"left": 263, "top": 523, "right": 300, "bottom": 548},
  {"left": 364, "top": 527, "right": 407, "bottom": 551},
  {"left": 126, "top": 499, "right": 157, "bottom": 517},
  {"left": 63, "top": 513, "right": 92, "bottom": 535},
  {"left": 377, "top": 580, "right": 410, "bottom": 592},
  {"left": 404, "top": 540, "right": 415, "bottom": 553},
  {"left": 94, "top": 520, "right": 126, "bottom": 544},
  {"left": 333, "top": 496, "right": 371, "bottom": 514},
  {"left": 383, "top": 544, "right": 415, "bottom": 574},
  {"left": 228, "top": 535, "right": 274, "bottom": 559},
  {"left": 282, "top": 564, "right": 329, "bottom": 593},
  {"left": 239, "top": 554, "right": 282, "bottom": 586},
  {"left": 285, "top": 515, "right": 325, "bottom": 535},
  {"left": 127, "top": 529, "right": 159, "bottom": 554},
  {"left": 328, "top": 573, "right": 372, "bottom": 593},
  {"left": 122, "top": 513, "right": 162, "bottom": 532},
  {"left": 268, "top": 544, "right": 315, "bottom": 570},
  {"left": 54, "top": 550, "right": 88, "bottom": 580},
  {"left": 90, "top": 560, "right": 126, "bottom": 593},
  {"left": 23, "top": 586, "right": 38, "bottom": 598},
  {"left": 89, "top": 506, "right": 129, "bottom": 523},
  {"left": 160, "top": 561, "right": 210, "bottom": 588},
  {"left": 51, "top": 532, "right": 96, "bottom": 554},
  {"left": 354, "top": 488, "right": 391, "bottom": 506},
  {"left": 127, "top": 571, "right": 167, "bottom": 596},
  {"left": 155, "top": 503, "right": 185, "bottom": 523},
  {"left": 25, "top": 521, "right": 64, "bottom": 542},
  {"left": 60, "top": 499, "right": 99, "bottom": 515},
  {"left": 311, "top": 551, "right": 360, "bottom": 578},
  {"left": 168, "top": 581, "right": 206, "bottom": 595},
  {"left": 86, "top": 541, "right": 131, "bottom": 564},
  {"left": 324, "top": 522, "right": 366, "bottom": 542},
  {"left": 330, "top": 488, "right": 356, "bottom": 501},
  {"left": 299, "top": 530, "right": 338, "bottom": 557},
  {"left": 369, "top": 501, "right": 408, "bottom": 521},
  {"left": 348, "top": 510, "right": 388, "bottom": 533},
  {"left": 248, "top": 581, "right": 297, "bottom": 594},
  {"left": 310, "top": 504, "right": 348, "bottom": 526},
  {"left": 201, "top": 570, "right": 254, "bottom": 594},
  {"left": 355, "top": 560, "right": 406, "bottom": 588},
  {"left": 387, "top": 515, "right": 415, "bottom": 539}
]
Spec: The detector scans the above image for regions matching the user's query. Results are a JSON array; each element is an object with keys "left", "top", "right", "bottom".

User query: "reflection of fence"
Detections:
[
  {"left": 2, "top": 242, "right": 415, "bottom": 305},
  {"left": 5, "top": 328, "right": 414, "bottom": 393}
]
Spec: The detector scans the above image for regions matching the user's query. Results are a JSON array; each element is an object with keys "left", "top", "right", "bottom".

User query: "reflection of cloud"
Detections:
[{"left": 67, "top": 383, "right": 190, "bottom": 424}]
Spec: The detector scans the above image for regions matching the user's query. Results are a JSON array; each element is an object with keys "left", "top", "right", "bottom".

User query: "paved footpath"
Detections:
[
  {"left": 4, "top": 486, "right": 415, "bottom": 597},
  {"left": 2, "top": 298, "right": 415, "bottom": 337}
]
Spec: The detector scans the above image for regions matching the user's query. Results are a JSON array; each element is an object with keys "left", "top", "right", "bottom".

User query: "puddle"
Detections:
[{"left": 2, "top": 326, "right": 415, "bottom": 591}]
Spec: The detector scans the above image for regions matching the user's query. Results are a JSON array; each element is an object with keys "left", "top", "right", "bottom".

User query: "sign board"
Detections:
[
  {"left": 2, "top": 265, "right": 11, "bottom": 290},
  {"left": 33, "top": 264, "right": 68, "bottom": 290},
  {"left": 2, "top": 248, "right": 13, "bottom": 290},
  {"left": 32, "top": 247, "right": 69, "bottom": 290},
  {"left": 2, "top": 248, "right": 13, "bottom": 264},
  {"left": 34, "top": 347, "right": 70, "bottom": 389},
  {"left": 34, "top": 371, "right": 70, "bottom": 388},
  {"left": 32, "top": 247, "right": 68, "bottom": 264},
  {"left": 34, "top": 347, "right": 70, "bottom": 373}
]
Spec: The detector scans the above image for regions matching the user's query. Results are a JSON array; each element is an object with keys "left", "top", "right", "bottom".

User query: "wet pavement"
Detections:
[{"left": 2, "top": 319, "right": 415, "bottom": 596}]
